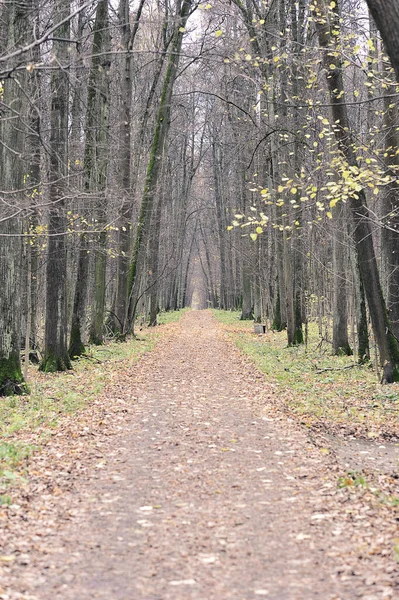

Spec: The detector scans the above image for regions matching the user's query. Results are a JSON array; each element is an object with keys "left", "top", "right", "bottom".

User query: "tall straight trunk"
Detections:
[
  {"left": 272, "top": 2, "right": 287, "bottom": 332},
  {"left": 314, "top": 0, "right": 399, "bottom": 382},
  {"left": 253, "top": 240, "right": 262, "bottom": 323},
  {"left": 125, "top": 0, "right": 193, "bottom": 331},
  {"left": 0, "top": 0, "right": 31, "bottom": 393},
  {"left": 68, "top": 0, "right": 110, "bottom": 350},
  {"left": 181, "top": 229, "right": 196, "bottom": 309},
  {"left": 114, "top": 0, "right": 146, "bottom": 330},
  {"left": 273, "top": 233, "right": 287, "bottom": 330},
  {"left": 26, "top": 9, "right": 41, "bottom": 356},
  {"left": 69, "top": 235, "right": 90, "bottom": 357},
  {"left": 87, "top": 0, "right": 110, "bottom": 346},
  {"left": 240, "top": 173, "right": 253, "bottom": 320},
  {"left": 350, "top": 249, "right": 370, "bottom": 363},
  {"left": 289, "top": 0, "right": 305, "bottom": 345},
  {"left": 199, "top": 222, "right": 217, "bottom": 307},
  {"left": 381, "top": 64, "right": 399, "bottom": 338},
  {"left": 67, "top": 2, "right": 88, "bottom": 358},
  {"left": 213, "top": 140, "right": 228, "bottom": 309},
  {"left": 332, "top": 204, "right": 352, "bottom": 355},
  {"left": 148, "top": 193, "right": 163, "bottom": 326},
  {"left": 40, "top": 0, "right": 72, "bottom": 372},
  {"left": 284, "top": 233, "right": 296, "bottom": 345}
]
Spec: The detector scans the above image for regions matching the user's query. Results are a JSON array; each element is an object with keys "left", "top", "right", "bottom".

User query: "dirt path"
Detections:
[{"left": 1, "top": 311, "right": 398, "bottom": 599}]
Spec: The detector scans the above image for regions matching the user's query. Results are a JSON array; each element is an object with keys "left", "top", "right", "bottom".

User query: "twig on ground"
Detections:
[{"left": 314, "top": 363, "right": 359, "bottom": 374}]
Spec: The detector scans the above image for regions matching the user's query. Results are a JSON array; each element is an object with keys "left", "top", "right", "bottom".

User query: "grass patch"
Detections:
[
  {"left": 213, "top": 310, "right": 399, "bottom": 438},
  {"left": 157, "top": 308, "right": 189, "bottom": 325},
  {"left": 0, "top": 494, "right": 12, "bottom": 505}
]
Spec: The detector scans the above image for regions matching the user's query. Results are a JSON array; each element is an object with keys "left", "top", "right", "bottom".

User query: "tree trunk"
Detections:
[
  {"left": 332, "top": 204, "right": 352, "bottom": 355},
  {"left": 69, "top": 235, "right": 90, "bottom": 357},
  {"left": 0, "top": 0, "right": 30, "bottom": 393},
  {"left": 148, "top": 192, "right": 163, "bottom": 326},
  {"left": 114, "top": 0, "right": 146, "bottom": 331},
  {"left": 213, "top": 140, "right": 228, "bottom": 309},
  {"left": 65, "top": 0, "right": 111, "bottom": 354},
  {"left": 365, "top": 0, "right": 399, "bottom": 82},
  {"left": 352, "top": 251, "right": 370, "bottom": 364},
  {"left": 284, "top": 234, "right": 296, "bottom": 345},
  {"left": 381, "top": 63, "right": 399, "bottom": 338},
  {"left": 40, "top": 0, "right": 72, "bottom": 372}
]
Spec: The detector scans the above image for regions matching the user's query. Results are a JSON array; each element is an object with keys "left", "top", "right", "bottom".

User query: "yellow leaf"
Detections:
[
  {"left": 326, "top": 211, "right": 332, "bottom": 219},
  {"left": 256, "top": 226, "right": 263, "bottom": 234},
  {"left": 250, "top": 233, "right": 258, "bottom": 241},
  {"left": 179, "top": 27, "right": 186, "bottom": 32},
  {"left": 215, "top": 30, "right": 223, "bottom": 37}
]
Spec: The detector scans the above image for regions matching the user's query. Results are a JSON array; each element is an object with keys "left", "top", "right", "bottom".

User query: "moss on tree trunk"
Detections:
[
  {"left": 0, "top": 356, "right": 27, "bottom": 396},
  {"left": 39, "top": 353, "right": 71, "bottom": 374},
  {"left": 68, "top": 316, "right": 86, "bottom": 360}
]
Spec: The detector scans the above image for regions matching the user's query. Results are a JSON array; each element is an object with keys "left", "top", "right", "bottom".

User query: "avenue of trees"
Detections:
[{"left": 1, "top": 0, "right": 399, "bottom": 393}]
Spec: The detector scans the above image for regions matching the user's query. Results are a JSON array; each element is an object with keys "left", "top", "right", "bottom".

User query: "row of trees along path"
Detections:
[
  {"left": 1, "top": 310, "right": 398, "bottom": 598},
  {"left": 5, "top": 1, "right": 399, "bottom": 391}
]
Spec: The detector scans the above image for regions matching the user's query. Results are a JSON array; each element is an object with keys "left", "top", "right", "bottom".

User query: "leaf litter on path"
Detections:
[{"left": 0, "top": 310, "right": 398, "bottom": 599}]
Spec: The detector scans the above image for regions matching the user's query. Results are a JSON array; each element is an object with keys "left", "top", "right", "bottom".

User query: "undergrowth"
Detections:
[{"left": 213, "top": 310, "right": 399, "bottom": 439}]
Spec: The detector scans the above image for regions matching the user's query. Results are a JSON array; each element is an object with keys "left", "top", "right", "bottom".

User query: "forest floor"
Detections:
[{"left": 1, "top": 310, "right": 399, "bottom": 599}]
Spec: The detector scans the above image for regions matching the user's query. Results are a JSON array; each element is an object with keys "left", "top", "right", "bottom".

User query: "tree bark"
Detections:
[
  {"left": 381, "top": 63, "right": 399, "bottom": 338},
  {"left": 40, "top": 0, "right": 71, "bottom": 372},
  {"left": 332, "top": 204, "right": 352, "bottom": 355},
  {"left": 0, "top": 0, "right": 30, "bottom": 393},
  {"left": 365, "top": 0, "right": 399, "bottom": 82},
  {"left": 114, "top": 0, "right": 146, "bottom": 331}
]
